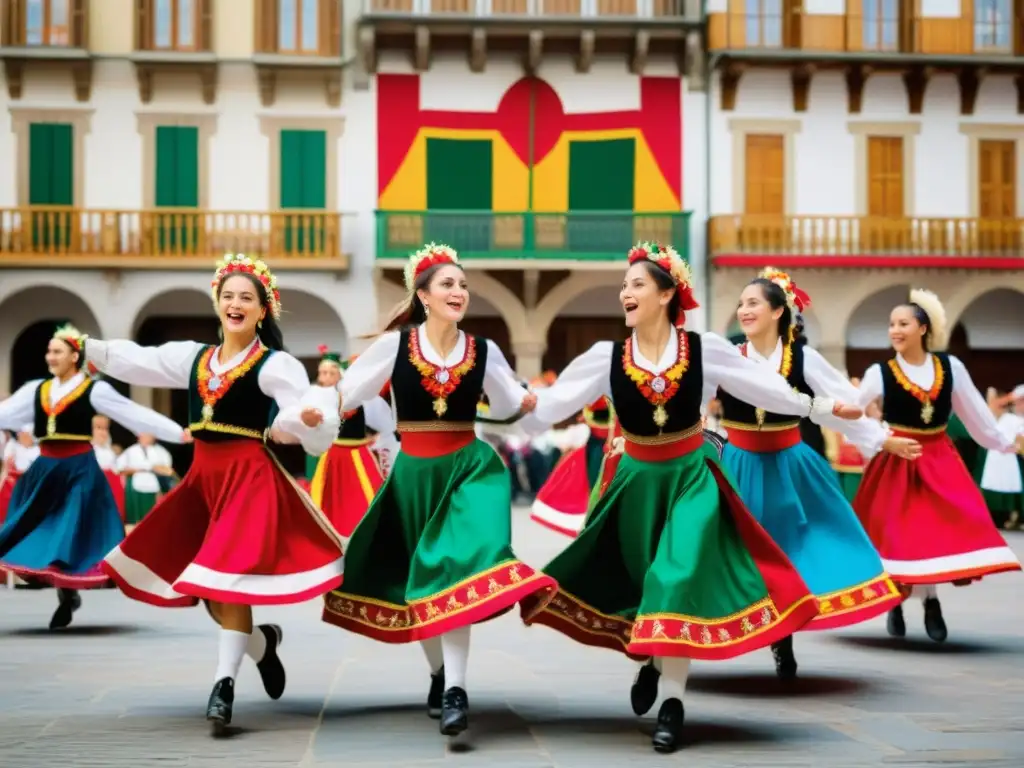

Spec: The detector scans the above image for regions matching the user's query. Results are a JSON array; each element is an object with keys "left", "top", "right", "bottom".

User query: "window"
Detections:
[
  {"left": 974, "top": 0, "right": 1012, "bottom": 52},
  {"left": 867, "top": 136, "right": 904, "bottom": 216},
  {"left": 862, "top": 0, "right": 899, "bottom": 52},
  {"left": 280, "top": 129, "right": 327, "bottom": 252},
  {"left": 278, "top": 0, "right": 320, "bottom": 54},
  {"left": 568, "top": 139, "right": 635, "bottom": 211},
  {"left": 155, "top": 126, "right": 199, "bottom": 207},
  {"left": 744, "top": 0, "right": 783, "bottom": 47},
  {"left": 26, "top": 0, "right": 70, "bottom": 46},
  {"left": 153, "top": 0, "right": 197, "bottom": 50},
  {"left": 978, "top": 140, "right": 1016, "bottom": 218},
  {"left": 744, "top": 134, "right": 785, "bottom": 215},
  {"left": 29, "top": 123, "right": 74, "bottom": 205}
]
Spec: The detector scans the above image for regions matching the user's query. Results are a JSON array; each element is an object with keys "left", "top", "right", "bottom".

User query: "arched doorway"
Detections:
[
  {"left": 542, "top": 284, "right": 622, "bottom": 373},
  {"left": 955, "top": 288, "right": 1024, "bottom": 393},
  {"left": 844, "top": 284, "right": 911, "bottom": 378}
]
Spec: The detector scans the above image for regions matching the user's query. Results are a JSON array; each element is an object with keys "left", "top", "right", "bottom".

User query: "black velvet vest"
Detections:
[
  {"left": 188, "top": 344, "right": 276, "bottom": 442},
  {"left": 338, "top": 407, "right": 368, "bottom": 440},
  {"left": 609, "top": 330, "right": 703, "bottom": 437},
  {"left": 881, "top": 353, "right": 953, "bottom": 430},
  {"left": 34, "top": 376, "right": 95, "bottom": 442},
  {"left": 390, "top": 329, "right": 488, "bottom": 424},
  {"left": 718, "top": 342, "right": 812, "bottom": 428}
]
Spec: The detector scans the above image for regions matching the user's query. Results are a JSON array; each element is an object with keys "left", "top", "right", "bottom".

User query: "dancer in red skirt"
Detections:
[
  {"left": 83, "top": 254, "right": 344, "bottom": 734},
  {"left": 853, "top": 288, "right": 1023, "bottom": 642},
  {"left": 91, "top": 415, "right": 126, "bottom": 522},
  {"left": 310, "top": 347, "right": 396, "bottom": 537},
  {"left": 0, "top": 426, "right": 38, "bottom": 525}
]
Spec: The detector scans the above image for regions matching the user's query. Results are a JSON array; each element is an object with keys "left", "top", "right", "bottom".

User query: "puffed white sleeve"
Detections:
[
  {"left": 855, "top": 364, "right": 885, "bottom": 409},
  {"left": 483, "top": 340, "right": 529, "bottom": 421},
  {"left": 259, "top": 352, "right": 340, "bottom": 457},
  {"left": 0, "top": 380, "right": 42, "bottom": 431},
  {"left": 949, "top": 355, "right": 1016, "bottom": 452},
  {"left": 85, "top": 339, "right": 202, "bottom": 390},
  {"left": 339, "top": 333, "right": 400, "bottom": 410},
  {"left": 803, "top": 347, "right": 888, "bottom": 459},
  {"left": 519, "top": 342, "right": 614, "bottom": 436},
  {"left": 89, "top": 381, "right": 184, "bottom": 444},
  {"left": 700, "top": 333, "right": 836, "bottom": 422}
]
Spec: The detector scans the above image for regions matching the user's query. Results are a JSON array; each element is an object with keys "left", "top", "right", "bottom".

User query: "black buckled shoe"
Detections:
[
  {"left": 770, "top": 635, "right": 798, "bottom": 680},
  {"left": 439, "top": 686, "right": 469, "bottom": 737},
  {"left": 427, "top": 665, "right": 445, "bottom": 719},
  {"left": 49, "top": 588, "right": 81, "bottom": 630},
  {"left": 651, "top": 698, "right": 685, "bottom": 753},
  {"left": 923, "top": 597, "right": 947, "bottom": 643},
  {"left": 886, "top": 605, "right": 906, "bottom": 638},
  {"left": 206, "top": 677, "right": 235, "bottom": 736},
  {"left": 630, "top": 659, "right": 660, "bottom": 715},
  {"left": 255, "top": 624, "right": 286, "bottom": 700}
]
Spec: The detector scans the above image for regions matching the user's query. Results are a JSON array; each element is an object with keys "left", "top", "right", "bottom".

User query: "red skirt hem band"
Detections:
[
  {"left": 884, "top": 562, "right": 1021, "bottom": 585},
  {"left": 529, "top": 512, "right": 581, "bottom": 538},
  {"left": 1, "top": 564, "right": 111, "bottom": 589}
]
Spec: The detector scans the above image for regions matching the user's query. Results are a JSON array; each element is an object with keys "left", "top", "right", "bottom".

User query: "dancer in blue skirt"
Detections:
[
  {"left": 0, "top": 324, "right": 186, "bottom": 629},
  {"left": 717, "top": 269, "right": 924, "bottom": 679}
]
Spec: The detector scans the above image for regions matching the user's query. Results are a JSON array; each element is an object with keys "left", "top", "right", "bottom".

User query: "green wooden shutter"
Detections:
[
  {"left": 28, "top": 123, "right": 74, "bottom": 249},
  {"left": 154, "top": 126, "right": 200, "bottom": 252},
  {"left": 567, "top": 139, "right": 636, "bottom": 253},
  {"left": 425, "top": 138, "right": 493, "bottom": 251},
  {"left": 28, "top": 124, "right": 55, "bottom": 205},
  {"left": 280, "top": 129, "right": 327, "bottom": 252}
]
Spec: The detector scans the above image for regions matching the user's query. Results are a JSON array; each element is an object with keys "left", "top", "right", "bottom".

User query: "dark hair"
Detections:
[
  {"left": 636, "top": 260, "right": 681, "bottom": 326},
  {"left": 748, "top": 278, "right": 806, "bottom": 346},
  {"left": 897, "top": 302, "right": 932, "bottom": 351},
  {"left": 216, "top": 271, "right": 285, "bottom": 351},
  {"left": 379, "top": 262, "right": 466, "bottom": 335}
]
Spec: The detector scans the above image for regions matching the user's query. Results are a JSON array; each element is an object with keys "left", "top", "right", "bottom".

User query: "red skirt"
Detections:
[
  {"left": 311, "top": 440, "right": 383, "bottom": 538},
  {"left": 103, "top": 469, "right": 126, "bottom": 522},
  {"left": 854, "top": 430, "right": 1021, "bottom": 585},
  {"left": 530, "top": 447, "right": 590, "bottom": 537},
  {"left": 0, "top": 471, "right": 20, "bottom": 525},
  {"left": 102, "top": 439, "right": 344, "bottom": 607}
]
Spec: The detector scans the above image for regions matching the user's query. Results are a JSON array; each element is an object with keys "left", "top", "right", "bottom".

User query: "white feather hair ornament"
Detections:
[{"left": 908, "top": 288, "right": 948, "bottom": 351}]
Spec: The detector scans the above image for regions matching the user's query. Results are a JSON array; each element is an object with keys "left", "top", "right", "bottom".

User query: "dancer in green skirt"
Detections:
[
  {"left": 322, "top": 243, "right": 556, "bottom": 740},
  {"left": 517, "top": 243, "right": 863, "bottom": 753}
]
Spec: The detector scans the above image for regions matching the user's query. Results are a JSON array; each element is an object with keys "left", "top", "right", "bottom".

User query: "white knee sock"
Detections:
[
  {"left": 246, "top": 627, "right": 267, "bottom": 663},
  {"left": 659, "top": 657, "right": 692, "bottom": 702},
  {"left": 440, "top": 626, "right": 471, "bottom": 690},
  {"left": 912, "top": 585, "right": 937, "bottom": 600},
  {"left": 215, "top": 629, "right": 249, "bottom": 682},
  {"left": 420, "top": 637, "right": 443, "bottom": 674}
]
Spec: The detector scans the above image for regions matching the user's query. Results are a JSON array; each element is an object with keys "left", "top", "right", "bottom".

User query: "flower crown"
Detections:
[
  {"left": 761, "top": 267, "right": 811, "bottom": 314},
  {"left": 211, "top": 253, "right": 282, "bottom": 319},
  {"left": 626, "top": 242, "right": 700, "bottom": 326},
  {"left": 404, "top": 243, "right": 459, "bottom": 292},
  {"left": 52, "top": 323, "right": 87, "bottom": 352}
]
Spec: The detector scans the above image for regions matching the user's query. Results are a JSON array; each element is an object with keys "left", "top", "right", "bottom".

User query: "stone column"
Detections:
[
  {"left": 513, "top": 340, "right": 547, "bottom": 382},
  {"left": 816, "top": 343, "right": 849, "bottom": 374}
]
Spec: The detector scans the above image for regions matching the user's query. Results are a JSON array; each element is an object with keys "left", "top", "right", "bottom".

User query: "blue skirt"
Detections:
[
  {"left": 722, "top": 441, "right": 901, "bottom": 629},
  {"left": 0, "top": 445, "right": 123, "bottom": 588}
]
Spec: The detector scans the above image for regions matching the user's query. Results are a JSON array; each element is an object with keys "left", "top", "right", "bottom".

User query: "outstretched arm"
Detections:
[
  {"left": 260, "top": 353, "right": 341, "bottom": 456},
  {"left": 518, "top": 342, "right": 614, "bottom": 435},
  {"left": 85, "top": 340, "right": 203, "bottom": 390},
  {"left": 0, "top": 380, "right": 42, "bottom": 431},
  {"left": 89, "top": 381, "right": 186, "bottom": 444},
  {"left": 950, "top": 356, "right": 1018, "bottom": 453}
]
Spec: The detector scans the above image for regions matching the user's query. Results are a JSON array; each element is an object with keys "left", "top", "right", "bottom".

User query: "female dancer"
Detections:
[
  {"left": 322, "top": 243, "right": 555, "bottom": 739},
  {"left": 853, "top": 289, "right": 1023, "bottom": 642},
  {"left": 118, "top": 432, "right": 175, "bottom": 528},
  {"left": 976, "top": 386, "right": 1024, "bottom": 529},
  {"left": 83, "top": 254, "right": 343, "bottom": 734},
  {"left": 91, "top": 415, "right": 126, "bottom": 522},
  {"left": 517, "top": 243, "right": 862, "bottom": 753},
  {"left": 717, "top": 269, "right": 916, "bottom": 679},
  {"left": 0, "top": 325, "right": 185, "bottom": 629},
  {"left": 1, "top": 425, "right": 38, "bottom": 525},
  {"left": 310, "top": 347, "right": 397, "bottom": 537}
]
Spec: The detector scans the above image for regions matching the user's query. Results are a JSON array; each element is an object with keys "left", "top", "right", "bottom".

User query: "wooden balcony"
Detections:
[
  {"left": 709, "top": 215, "right": 1024, "bottom": 270},
  {"left": 0, "top": 0, "right": 92, "bottom": 101},
  {"left": 253, "top": 0, "right": 344, "bottom": 107},
  {"left": 0, "top": 207, "right": 350, "bottom": 271},
  {"left": 131, "top": 0, "right": 217, "bottom": 104},
  {"left": 358, "top": 0, "right": 703, "bottom": 76}
]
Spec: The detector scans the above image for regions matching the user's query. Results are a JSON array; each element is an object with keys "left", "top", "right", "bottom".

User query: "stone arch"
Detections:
[
  {"left": 465, "top": 271, "right": 529, "bottom": 347},
  {"left": 533, "top": 271, "right": 620, "bottom": 342},
  {"left": 844, "top": 283, "right": 911, "bottom": 349},
  {"left": 954, "top": 287, "right": 1024, "bottom": 350}
]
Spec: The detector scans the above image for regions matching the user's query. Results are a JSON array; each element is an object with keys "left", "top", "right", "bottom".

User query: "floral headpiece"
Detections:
[
  {"left": 404, "top": 243, "right": 459, "bottom": 292},
  {"left": 908, "top": 288, "right": 948, "bottom": 351},
  {"left": 211, "top": 253, "right": 281, "bottom": 319},
  {"left": 318, "top": 344, "right": 343, "bottom": 367},
  {"left": 761, "top": 267, "right": 811, "bottom": 314},
  {"left": 52, "top": 323, "right": 87, "bottom": 352},
  {"left": 626, "top": 242, "right": 700, "bottom": 327}
]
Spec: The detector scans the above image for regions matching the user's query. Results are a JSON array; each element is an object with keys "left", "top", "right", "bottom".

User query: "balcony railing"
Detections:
[
  {"left": 0, "top": 207, "right": 346, "bottom": 262},
  {"left": 710, "top": 215, "right": 1024, "bottom": 257},
  {"left": 376, "top": 210, "right": 692, "bottom": 261},
  {"left": 256, "top": 0, "right": 342, "bottom": 56},
  {"left": 362, "top": 0, "right": 697, "bottom": 19},
  {"left": 135, "top": 0, "right": 212, "bottom": 52},
  {"left": 1, "top": 0, "right": 88, "bottom": 48}
]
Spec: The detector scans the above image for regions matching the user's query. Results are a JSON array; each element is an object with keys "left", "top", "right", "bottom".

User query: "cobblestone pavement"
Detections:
[{"left": 1, "top": 509, "right": 1022, "bottom": 768}]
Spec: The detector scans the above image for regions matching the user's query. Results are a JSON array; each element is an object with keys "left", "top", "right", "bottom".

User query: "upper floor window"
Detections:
[
  {"left": 862, "top": 0, "right": 899, "bottom": 52},
  {"left": 278, "top": 0, "right": 320, "bottom": 53},
  {"left": 154, "top": 0, "right": 197, "bottom": 50},
  {"left": 26, "top": 0, "right": 70, "bottom": 45},
  {"left": 974, "top": 0, "right": 1012, "bottom": 52},
  {"left": 744, "top": 0, "right": 783, "bottom": 48}
]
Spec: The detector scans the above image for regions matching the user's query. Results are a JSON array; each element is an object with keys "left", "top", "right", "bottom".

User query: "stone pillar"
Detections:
[
  {"left": 132, "top": 386, "right": 155, "bottom": 410},
  {"left": 513, "top": 340, "right": 546, "bottom": 382}
]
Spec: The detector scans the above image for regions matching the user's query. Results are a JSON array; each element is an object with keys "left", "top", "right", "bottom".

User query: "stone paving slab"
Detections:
[{"left": 0, "top": 511, "right": 1021, "bottom": 767}]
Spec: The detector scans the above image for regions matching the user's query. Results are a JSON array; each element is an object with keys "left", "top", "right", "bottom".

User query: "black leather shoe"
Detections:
[
  {"left": 651, "top": 698, "right": 685, "bottom": 753},
  {"left": 49, "top": 588, "right": 81, "bottom": 630},
  {"left": 427, "top": 665, "right": 445, "bottom": 719},
  {"left": 439, "top": 686, "right": 468, "bottom": 736},
  {"left": 886, "top": 605, "right": 906, "bottom": 638},
  {"left": 771, "top": 635, "right": 798, "bottom": 680},
  {"left": 923, "top": 597, "right": 947, "bottom": 643},
  {"left": 207, "top": 677, "right": 235, "bottom": 736},
  {"left": 630, "top": 659, "right": 660, "bottom": 715},
  {"left": 255, "top": 624, "right": 286, "bottom": 700}
]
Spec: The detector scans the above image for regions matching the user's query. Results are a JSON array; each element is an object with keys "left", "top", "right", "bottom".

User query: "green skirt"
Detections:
[
  {"left": 322, "top": 437, "right": 556, "bottom": 642},
  {"left": 836, "top": 469, "right": 863, "bottom": 503},
  {"left": 521, "top": 442, "right": 819, "bottom": 661},
  {"left": 124, "top": 485, "right": 159, "bottom": 525}
]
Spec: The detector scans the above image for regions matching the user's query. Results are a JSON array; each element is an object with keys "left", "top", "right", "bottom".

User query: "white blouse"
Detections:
[
  {"left": 742, "top": 339, "right": 888, "bottom": 458},
  {"left": 84, "top": 338, "right": 339, "bottom": 457},
  {"left": 93, "top": 443, "right": 118, "bottom": 472},
  {"left": 523, "top": 331, "right": 837, "bottom": 433},
  {"left": 0, "top": 372, "right": 184, "bottom": 444},
  {"left": 339, "top": 325, "right": 527, "bottom": 421},
  {"left": 117, "top": 442, "right": 174, "bottom": 494},
  {"left": 4, "top": 441, "right": 40, "bottom": 473},
  {"left": 361, "top": 395, "right": 399, "bottom": 458},
  {"left": 859, "top": 354, "right": 1014, "bottom": 453}
]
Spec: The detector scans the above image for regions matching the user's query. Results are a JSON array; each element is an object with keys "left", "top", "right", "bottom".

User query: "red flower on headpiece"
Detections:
[
  {"left": 404, "top": 243, "right": 460, "bottom": 292},
  {"left": 317, "top": 344, "right": 328, "bottom": 355},
  {"left": 761, "top": 267, "right": 811, "bottom": 313},
  {"left": 626, "top": 242, "right": 700, "bottom": 327}
]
